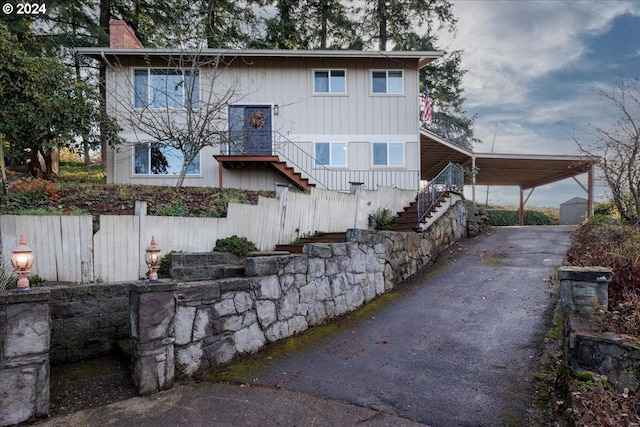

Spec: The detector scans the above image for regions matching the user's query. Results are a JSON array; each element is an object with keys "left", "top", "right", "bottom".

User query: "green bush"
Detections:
[
  {"left": 588, "top": 214, "right": 618, "bottom": 225},
  {"left": 486, "top": 209, "right": 554, "bottom": 226},
  {"left": 213, "top": 235, "right": 258, "bottom": 257},
  {"left": 368, "top": 207, "right": 396, "bottom": 230},
  {"left": 157, "top": 251, "right": 179, "bottom": 279}
]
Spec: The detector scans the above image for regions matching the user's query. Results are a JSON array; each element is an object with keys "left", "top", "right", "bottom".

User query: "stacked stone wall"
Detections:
[
  {"left": 169, "top": 200, "right": 468, "bottom": 378},
  {"left": 49, "top": 283, "right": 130, "bottom": 364},
  {"left": 0, "top": 289, "right": 51, "bottom": 426}
]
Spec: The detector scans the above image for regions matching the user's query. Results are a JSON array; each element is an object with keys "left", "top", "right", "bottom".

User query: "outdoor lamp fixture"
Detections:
[
  {"left": 145, "top": 236, "right": 161, "bottom": 282},
  {"left": 11, "top": 234, "right": 34, "bottom": 290}
]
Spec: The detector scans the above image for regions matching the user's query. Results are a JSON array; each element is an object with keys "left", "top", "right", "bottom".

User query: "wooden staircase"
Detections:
[
  {"left": 214, "top": 155, "right": 314, "bottom": 191},
  {"left": 274, "top": 232, "right": 347, "bottom": 254},
  {"left": 389, "top": 201, "right": 419, "bottom": 232},
  {"left": 389, "top": 191, "right": 452, "bottom": 232}
]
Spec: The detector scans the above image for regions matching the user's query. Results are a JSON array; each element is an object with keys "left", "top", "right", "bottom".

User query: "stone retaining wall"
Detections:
[
  {"left": 560, "top": 266, "right": 640, "bottom": 391},
  {"left": 49, "top": 283, "right": 130, "bottom": 364},
  {"left": 133, "top": 200, "right": 468, "bottom": 389},
  {"left": 0, "top": 289, "right": 51, "bottom": 426}
]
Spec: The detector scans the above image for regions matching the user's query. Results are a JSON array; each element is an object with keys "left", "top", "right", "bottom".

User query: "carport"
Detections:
[{"left": 420, "top": 128, "right": 598, "bottom": 225}]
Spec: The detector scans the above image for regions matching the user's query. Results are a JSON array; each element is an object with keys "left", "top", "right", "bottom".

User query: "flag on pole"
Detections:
[{"left": 421, "top": 84, "right": 432, "bottom": 122}]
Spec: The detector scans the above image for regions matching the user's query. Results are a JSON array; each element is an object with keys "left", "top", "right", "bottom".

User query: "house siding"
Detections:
[{"left": 105, "top": 55, "right": 421, "bottom": 190}]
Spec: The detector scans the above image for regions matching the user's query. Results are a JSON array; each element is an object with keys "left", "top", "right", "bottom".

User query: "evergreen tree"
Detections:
[{"left": 356, "top": 0, "right": 456, "bottom": 51}]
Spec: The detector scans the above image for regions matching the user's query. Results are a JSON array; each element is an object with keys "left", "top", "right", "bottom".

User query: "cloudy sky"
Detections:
[{"left": 440, "top": 0, "right": 640, "bottom": 207}]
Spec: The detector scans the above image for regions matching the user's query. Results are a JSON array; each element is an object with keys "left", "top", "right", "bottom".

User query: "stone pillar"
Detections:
[
  {"left": 0, "top": 288, "right": 51, "bottom": 426},
  {"left": 558, "top": 266, "right": 613, "bottom": 314},
  {"left": 130, "top": 281, "right": 177, "bottom": 395}
]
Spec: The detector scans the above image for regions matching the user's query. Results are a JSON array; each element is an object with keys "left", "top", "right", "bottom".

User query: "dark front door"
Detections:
[{"left": 228, "top": 105, "right": 273, "bottom": 155}]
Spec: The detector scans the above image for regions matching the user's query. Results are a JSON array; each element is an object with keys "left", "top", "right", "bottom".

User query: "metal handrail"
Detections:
[
  {"left": 221, "top": 130, "right": 420, "bottom": 191},
  {"left": 417, "top": 162, "right": 464, "bottom": 224},
  {"left": 272, "top": 132, "right": 331, "bottom": 190},
  {"left": 421, "top": 112, "right": 474, "bottom": 151}
]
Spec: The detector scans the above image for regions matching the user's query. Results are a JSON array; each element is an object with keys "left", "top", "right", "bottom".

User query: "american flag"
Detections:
[{"left": 421, "top": 84, "right": 432, "bottom": 122}]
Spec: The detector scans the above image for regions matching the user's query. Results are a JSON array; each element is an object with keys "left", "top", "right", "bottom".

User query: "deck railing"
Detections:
[
  {"left": 417, "top": 162, "right": 464, "bottom": 224},
  {"left": 221, "top": 131, "right": 420, "bottom": 191},
  {"left": 421, "top": 112, "right": 474, "bottom": 151}
]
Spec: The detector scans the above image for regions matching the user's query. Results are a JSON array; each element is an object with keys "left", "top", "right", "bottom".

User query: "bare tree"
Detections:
[
  {"left": 112, "top": 51, "right": 262, "bottom": 187},
  {"left": 575, "top": 78, "right": 640, "bottom": 224}
]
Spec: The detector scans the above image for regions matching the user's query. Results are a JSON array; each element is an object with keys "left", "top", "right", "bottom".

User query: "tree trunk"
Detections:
[
  {"left": 377, "top": 0, "right": 387, "bottom": 50},
  {"left": 99, "top": 0, "right": 110, "bottom": 167}
]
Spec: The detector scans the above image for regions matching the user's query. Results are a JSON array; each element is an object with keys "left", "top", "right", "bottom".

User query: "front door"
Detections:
[{"left": 228, "top": 105, "right": 273, "bottom": 155}]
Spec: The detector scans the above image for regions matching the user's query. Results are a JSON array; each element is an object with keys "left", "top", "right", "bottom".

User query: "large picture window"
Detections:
[
  {"left": 372, "top": 142, "right": 404, "bottom": 166},
  {"left": 134, "top": 143, "right": 201, "bottom": 175},
  {"left": 371, "top": 70, "right": 403, "bottom": 94},
  {"left": 134, "top": 68, "right": 200, "bottom": 109},
  {"left": 315, "top": 142, "right": 347, "bottom": 166},
  {"left": 313, "top": 70, "right": 346, "bottom": 94}
]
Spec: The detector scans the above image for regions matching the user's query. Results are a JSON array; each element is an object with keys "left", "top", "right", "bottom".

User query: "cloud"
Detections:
[{"left": 445, "top": 1, "right": 638, "bottom": 108}]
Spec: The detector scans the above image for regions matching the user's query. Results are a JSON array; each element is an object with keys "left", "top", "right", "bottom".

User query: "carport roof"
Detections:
[{"left": 420, "top": 129, "right": 596, "bottom": 190}]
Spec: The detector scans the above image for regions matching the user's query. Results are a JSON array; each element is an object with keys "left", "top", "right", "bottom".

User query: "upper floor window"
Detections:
[
  {"left": 134, "top": 68, "right": 200, "bottom": 109},
  {"left": 372, "top": 142, "right": 404, "bottom": 166},
  {"left": 371, "top": 70, "right": 403, "bottom": 94},
  {"left": 315, "top": 142, "right": 347, "bottom": 166},
  {"left": 134, "top": 142, "right": 201, "bottom": 175},
  {"left": 314, "top": 69, "right": 346, "bottom": 94}
]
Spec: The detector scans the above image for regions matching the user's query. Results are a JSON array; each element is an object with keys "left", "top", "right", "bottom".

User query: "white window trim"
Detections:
[
  {"left": 312, "top": 69, "right": 347, "bottom": 95},
  {"left": 314, "top": 141, "right": 348, "bottom": 168},
  {"left": 132, "top": 67, "right": 201, "bottom": 110},
  {"left": 132, "top": 141, "right": 202, "bottom": 177},
  {"left": 372, "top": 142, "right": 405, "bottom": 167},
  {"left": 370, "top": 69, "right": 404, "bottom": 95}
]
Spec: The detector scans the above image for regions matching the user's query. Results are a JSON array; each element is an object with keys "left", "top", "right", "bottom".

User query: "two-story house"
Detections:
[{"left": 78, "top": 21, "right": 443, "bottom": 193}]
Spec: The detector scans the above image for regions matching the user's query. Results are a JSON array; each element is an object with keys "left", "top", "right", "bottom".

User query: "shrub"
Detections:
[
  {"left": 486, "top": 209, "right": 554, "bottom": 226},
  {"left": 157, "top": 251, "right": 179, "bottom": 279},
  {"left": 213, "top": 235, "right": 258, "bottom": 257},
  {"left": 2, "top": 178, "right": 58, "bottom": 213},
  {"left": 368, "top": 208, "right": 396, "bottom": 230}
]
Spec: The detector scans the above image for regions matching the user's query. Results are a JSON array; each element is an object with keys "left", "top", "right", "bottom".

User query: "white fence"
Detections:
[{"left": 0, "top": 186, "right": 416, "bottom": 283}]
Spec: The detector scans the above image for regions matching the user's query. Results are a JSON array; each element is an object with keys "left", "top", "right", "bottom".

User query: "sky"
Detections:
[{"left": 440, "top": 0, "right": 640, "bottom": 207}]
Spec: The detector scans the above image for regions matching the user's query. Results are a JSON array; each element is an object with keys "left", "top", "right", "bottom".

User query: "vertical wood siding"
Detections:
[{"left": 106, "top": 56, "right": 421, "bottom": 190}]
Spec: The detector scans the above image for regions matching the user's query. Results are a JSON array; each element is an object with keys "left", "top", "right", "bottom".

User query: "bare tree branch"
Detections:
[{"left": 574, "top": 78, "right": 640, "bottom": 224}]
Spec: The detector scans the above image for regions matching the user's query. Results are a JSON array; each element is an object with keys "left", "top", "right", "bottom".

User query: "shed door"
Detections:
[{"left": 228, "top": 105, "right": 273, "bottom": 155}]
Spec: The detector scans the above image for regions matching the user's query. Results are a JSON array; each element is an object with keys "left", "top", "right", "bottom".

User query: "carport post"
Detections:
[
  {"left": 587, "top": 162, "right": 594, "bottom": 218},
  {"left": 519, "top": 188, "right": 524, "bottom": 226}
]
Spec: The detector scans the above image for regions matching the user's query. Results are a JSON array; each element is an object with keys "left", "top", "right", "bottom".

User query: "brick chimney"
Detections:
[{"left": 109, "top": 20, "right": 143, "bottom": 48}]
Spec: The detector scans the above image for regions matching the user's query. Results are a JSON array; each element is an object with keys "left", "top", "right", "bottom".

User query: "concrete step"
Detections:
[
  {"left": 170, "top": 264, "right": 245, "bottom": 281},
  {"left": 171, "top": 252, "right": 244, "bottom": 267}
]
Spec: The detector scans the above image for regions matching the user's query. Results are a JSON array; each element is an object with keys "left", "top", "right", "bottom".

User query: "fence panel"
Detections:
[
  {"left": 0, "top": 215, "right": 93, "bottom": 282},
  {"left": 1, "top": 186, "right": 419, "bottom": 283},
  {"left": 94, "top": 215, "right": 140, "bottom": 283}
]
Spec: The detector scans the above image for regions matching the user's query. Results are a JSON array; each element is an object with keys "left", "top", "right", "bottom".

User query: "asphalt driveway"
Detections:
[{"left": 231, "top": 225, "right": 575, "bottom": 426}]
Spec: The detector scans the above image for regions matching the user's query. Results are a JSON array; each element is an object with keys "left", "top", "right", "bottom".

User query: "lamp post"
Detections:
[
  {"left": 11, "top": 234, "right": 34, "bottom": 290},
  {"left": 145, "top": 236, "right": 161, "bottom": 283}
]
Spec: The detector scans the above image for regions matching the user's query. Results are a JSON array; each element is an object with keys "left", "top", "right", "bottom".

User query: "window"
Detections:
[
  {"left": 134, "top": 143, "right": 201, "bottom": 175},
  {"left": 315, "top": 142, "right": 347, "bottom": 166},
  {"left": 371, "top": 70, "right": 403, "bottom": 94},
  {"left": 134, "top": 69, "right": 200, "bottom": 109},
  {"left": 314, "top": 70, "right": 346, "bottom": 94},
  {"left": 372, "top": 142, "right": 404, "bottom": 166}
]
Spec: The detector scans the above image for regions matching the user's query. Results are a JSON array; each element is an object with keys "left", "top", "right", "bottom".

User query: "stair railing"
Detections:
[
  {"left": 417, "top": 162, "right": 464, "bottom": 224},
  {"left": 272, "top": 132, "right": 331, "bottom": 190}
]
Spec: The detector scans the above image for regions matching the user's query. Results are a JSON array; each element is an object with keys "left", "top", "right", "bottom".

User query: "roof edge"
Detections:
[{"left": 75, "top": 47, "right": 443, "bottom": 65}]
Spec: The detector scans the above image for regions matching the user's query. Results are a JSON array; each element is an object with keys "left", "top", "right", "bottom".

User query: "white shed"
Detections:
[{"left": 559, "top": 197, "right": 588, "bottom": 225}]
